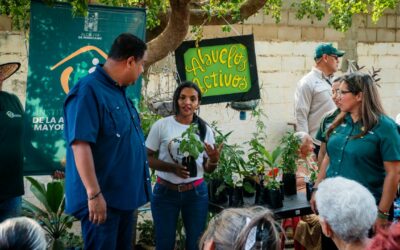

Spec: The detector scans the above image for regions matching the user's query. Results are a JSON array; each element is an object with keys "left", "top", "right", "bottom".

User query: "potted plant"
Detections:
[
  {"left": 301, "top": 159, "right": 319, "bottom": 201},
  {"left": 280, "top": 131, "right": 301, "bottom": 196},
  {"left": 179, "top": 123, "right": 204, "bottom": 177},
  {"left": 248, "top": 141, "right": 282, "bottom": 205},
  {"left": 205, "top": 124, "right": 250, "bottom": 205},
  {"left": 263, "top": 167, "right": 283, "bottom": 209},
  {"left": 22, "top": 176, "right": 82, "bottom": 250}
]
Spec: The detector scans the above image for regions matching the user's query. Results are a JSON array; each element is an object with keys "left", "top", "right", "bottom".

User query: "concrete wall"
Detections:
[{"left": 144, "top": 8, "right": 400, "bottom": 149}]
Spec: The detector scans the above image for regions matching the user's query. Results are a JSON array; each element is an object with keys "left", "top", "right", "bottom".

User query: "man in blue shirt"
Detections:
[{"left": 64, "top": 33, "right": 151, "bottom": 249}]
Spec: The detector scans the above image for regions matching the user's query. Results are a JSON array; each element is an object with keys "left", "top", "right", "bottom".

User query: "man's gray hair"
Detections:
[{"left": 315, "top": 177, "right": 377, "bottom": 242}]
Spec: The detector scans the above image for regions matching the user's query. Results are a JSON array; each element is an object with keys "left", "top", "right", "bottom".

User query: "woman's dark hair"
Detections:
[
  {"left": 172, "top": 81, "right": 207, "bottom": 142},
  {"left": 108, "top": 33, "right": 147, "bottom": 61},
  {"left": 326, "top": 72, "right": 385, "bottom": 139}
]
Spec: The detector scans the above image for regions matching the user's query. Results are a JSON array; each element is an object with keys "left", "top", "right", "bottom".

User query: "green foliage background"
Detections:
[{"left": 1, "top": 0, "right": 399, "bottom": 33}]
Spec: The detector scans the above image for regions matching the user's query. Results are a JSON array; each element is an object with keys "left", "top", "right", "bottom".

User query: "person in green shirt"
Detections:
[
  {"left": 311, "top": 72, "right": 400, "bottom": 230},
  {"left": 315, "top": 76, "right": 343, "bottom": 167},
  {"left": 0, "top": 62, "right": 24, "bottom": 222}
]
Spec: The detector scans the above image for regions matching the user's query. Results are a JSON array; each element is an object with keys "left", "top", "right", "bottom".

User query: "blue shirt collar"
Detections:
[{"left": 94, "top": 64, "right": 127, "bottom": 91}]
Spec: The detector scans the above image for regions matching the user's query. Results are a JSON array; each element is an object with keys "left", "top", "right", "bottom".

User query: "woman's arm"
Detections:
[
  {"left": 317, "top": 142, "right": 327, "bottom": 167},
  {"left": 310, "top": 153, "right": 330, "bottom": 213},
  {"left": 146, "top": 148, "right": 189, "bottom": 179},
  {"left": 375, "top": 161, "right": 400, "bottom": 228}
]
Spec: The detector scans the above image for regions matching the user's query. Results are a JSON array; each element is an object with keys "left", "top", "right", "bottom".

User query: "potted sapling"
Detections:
[{"left": 179, "top": 123, "right": 204, "bottom": 177}]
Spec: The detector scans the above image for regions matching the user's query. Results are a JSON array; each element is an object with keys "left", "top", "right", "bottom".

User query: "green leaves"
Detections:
[
  {"left": 22, "top": 177, "right": 78, "bottom": 246},
  {"left": 179, "top": 123, "right": 204, "bottom": 159},
  {"left": 2, "top": 0, "right": 399, "bottom": 35},
  {"left": 292, "top": 0, "right": 325, "bottom": 22},
  {"left": 280, "top": 132, "right": 301, "bottom": 174}
]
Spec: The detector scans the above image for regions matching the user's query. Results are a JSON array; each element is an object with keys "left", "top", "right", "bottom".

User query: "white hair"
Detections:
[
  {"left": 315, "top": 177, "right": 377, "bottom": 243},
  {"left": 0, "top": 217, "right": 47, "bottom": 250},
  {"left": 294, "top": 131, "right": 311, "bottom": 144}
]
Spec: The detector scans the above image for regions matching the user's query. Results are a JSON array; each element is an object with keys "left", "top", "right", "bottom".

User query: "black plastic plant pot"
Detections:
[
  {"left": 267, "top": 188, "right": 283, "bottom": 209},
  {"left": 306, "top": 182, "right": 314, "bottom": 201},
  {"left": 283, "top": 173, "right": 297, "bottom": 196},
  {"left": 228, "top": 186, "right": 244, "bottom": 207},
  {"left": 243, "top": 177, "right": 256, "bottom": 197},
  {"left": 255, "top": 183, "right": 265, "bottom": 205},
  {"left": 262, "top": 187, "right": 272, "bottom": 206},
  {"left": 182, "top": 156, "right": 197, "bottom": 177},
  {"left": 280, "top": 182, "right": 285, "bottom": 201},
  {"left": 208, "top": 179, "right": 228, "bottom": 204}
]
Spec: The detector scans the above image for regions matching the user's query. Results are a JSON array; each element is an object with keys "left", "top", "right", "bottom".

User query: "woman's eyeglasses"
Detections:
[{"left": 335, "top": 89, "right": 352, "bottom": 96}]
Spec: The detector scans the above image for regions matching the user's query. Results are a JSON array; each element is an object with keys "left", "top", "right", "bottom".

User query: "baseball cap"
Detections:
[{"left": 314, "top": 43, "right": 345, "bottom": 60}]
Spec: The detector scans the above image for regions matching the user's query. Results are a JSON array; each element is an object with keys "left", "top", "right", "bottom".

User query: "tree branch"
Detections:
[
  {"left": 145, "top": 0, "right": 191, "bottom": 68},
  {"left": 146, "top": 0, "right": 267, "bottom": 67},
  {"left": 191, "top": 0, "right": 267, "bottom": 25}
]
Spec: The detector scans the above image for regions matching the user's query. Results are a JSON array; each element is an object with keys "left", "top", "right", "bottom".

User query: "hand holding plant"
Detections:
[{"left": 179, "top": 123, "right": 204, "bottom": 177}]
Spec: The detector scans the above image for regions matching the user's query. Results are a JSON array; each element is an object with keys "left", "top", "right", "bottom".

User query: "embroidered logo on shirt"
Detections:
[{"left": 6, "top": 111, "right": 22, "bottom": 118}]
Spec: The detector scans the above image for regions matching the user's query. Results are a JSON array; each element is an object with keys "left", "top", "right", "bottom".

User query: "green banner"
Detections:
[
  {"left": 175, "top": 35, "right": 260, "bottom": 105},
  {"left": 24, "top": 1, "right": 146, "bottom": 175}
]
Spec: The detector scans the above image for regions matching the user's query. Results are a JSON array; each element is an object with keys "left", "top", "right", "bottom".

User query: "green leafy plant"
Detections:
[
  {"left": 22, "top": 177, "right": 80, "bottom": 249},
  {"left": 179, "top": 123, "right": 204, "bottom": 159},
  {"left": 246, "top": 108, "right": 271, "bottom": 174},
  {"left": 301, "top": 158, "right": 319, "bottom": 183},
  {"left": 137, "top": 217, "right": 156, "bottom": 247},
  {"left": 206, "top": 123, "right": 250, "bottom": 192},
  {"left": 264, "top": 167, "right": 281, "bottom": 190},
  {"left": 280, "top": 132, "right": 301, "bottom": 174},
  {"left": 139, "top": 99, "right": 162, "bottom": 138},
  {"left": 263, "top": 146, "right": 283, "bottom": 190}
]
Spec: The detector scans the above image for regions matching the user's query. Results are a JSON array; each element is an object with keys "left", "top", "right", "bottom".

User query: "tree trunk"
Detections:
[
  {"left": 145, "top": 0, "right": 267, "bottom": 68},
  {"left": 145, "top": 0, "right": 191, "bottom": 68}
]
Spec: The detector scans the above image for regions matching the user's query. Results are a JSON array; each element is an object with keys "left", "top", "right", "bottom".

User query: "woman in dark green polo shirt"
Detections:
[
  {"left": 315, "top": 76, "right": 344, "bottom": 166},
  {"left": 312, "top": 72, "right": 400, "bottom": 229}
]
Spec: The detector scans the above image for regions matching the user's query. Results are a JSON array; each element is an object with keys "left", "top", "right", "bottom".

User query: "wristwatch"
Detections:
[{"left": 311, "top": 187, "right": 318, "bottom": 193}]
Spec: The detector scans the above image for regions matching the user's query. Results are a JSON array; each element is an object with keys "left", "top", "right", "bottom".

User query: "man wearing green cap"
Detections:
[{"left": 294, "top": 43, "right": 345, "bottom": 155}]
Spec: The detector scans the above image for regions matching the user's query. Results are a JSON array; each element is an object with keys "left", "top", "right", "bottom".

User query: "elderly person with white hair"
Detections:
[
  {"left": 293, "top": 131, "right": 318, "bottom": 191},
  {"left": 0, "top": 217, "right": 47, "bottom": 250},
  {"left": 315, "top": 177, "right": 377, "bottom": 250}
]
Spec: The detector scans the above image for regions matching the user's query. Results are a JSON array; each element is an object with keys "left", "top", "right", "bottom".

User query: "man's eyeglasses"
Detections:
[
  {"left": 335, "top": 89, "right": 352, "bottom": 96},
  {"left": 328, "top": 54, "right": 339, "bottom": 60}
]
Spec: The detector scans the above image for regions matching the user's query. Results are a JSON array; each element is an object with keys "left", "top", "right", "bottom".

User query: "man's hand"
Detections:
[{"left": 88, "top": 194, "right": 107, "bottom": 225}]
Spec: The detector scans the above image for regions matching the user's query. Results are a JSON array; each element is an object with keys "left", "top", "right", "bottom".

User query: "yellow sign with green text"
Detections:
[{"left": 176, "top": 35, "right": 259, "bottom": 105}]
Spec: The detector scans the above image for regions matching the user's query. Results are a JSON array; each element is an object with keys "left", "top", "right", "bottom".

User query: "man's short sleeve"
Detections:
[
  {"left": 64, "top": 85, "right": 99, "bottom": 145},
  {"left": 295, "top": 81, "right": 313, "bottom": 133}
]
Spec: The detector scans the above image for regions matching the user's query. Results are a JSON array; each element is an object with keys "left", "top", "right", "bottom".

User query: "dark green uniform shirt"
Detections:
[
  {"left": 326, "top": 113, "right": 400, "bottom": 202},
  {"left": 0, "top": 91, "right": 24, "bottom": 201},
  {"left": 316, "top": 108, "right": 340, "bottom": 143}
]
